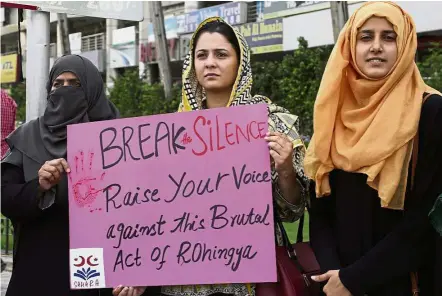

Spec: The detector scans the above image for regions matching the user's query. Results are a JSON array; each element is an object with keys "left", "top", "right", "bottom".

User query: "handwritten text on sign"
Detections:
[{"left": 67, "top": 104, "right": 276, "bottom": 289}]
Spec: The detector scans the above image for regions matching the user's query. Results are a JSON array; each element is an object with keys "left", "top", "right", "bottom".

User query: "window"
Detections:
[
  {"left": 81, "top": 33, "right": 105, "bottom": 52},
  {"left": 247, "top": 1, "right": 258, "bottom": 23}
]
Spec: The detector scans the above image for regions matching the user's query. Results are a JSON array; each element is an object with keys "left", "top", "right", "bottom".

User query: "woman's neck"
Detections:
[{"left": 206, "top": 89, "right": 231, "bottom": 109}]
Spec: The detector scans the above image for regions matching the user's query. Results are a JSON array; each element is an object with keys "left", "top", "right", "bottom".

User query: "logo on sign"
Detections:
[
  {"left": 73, "top": 255, "right": 101, "bottom": 280},
  {"left": 70, "top": 248, "right": 106, "bottom": 289}
]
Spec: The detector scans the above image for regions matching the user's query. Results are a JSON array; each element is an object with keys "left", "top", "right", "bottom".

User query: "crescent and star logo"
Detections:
[
  {"left": 73, "top": 255, "right": 100, "bottom": 267},
  {"left": 73, "top": 255, "right": 101, "bottom": 281}
]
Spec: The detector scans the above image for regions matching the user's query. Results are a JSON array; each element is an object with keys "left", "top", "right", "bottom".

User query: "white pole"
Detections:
[
  {"left": 149, "top": 1, "right": 172, "bottom": 99},
  {"left": 330, "top": 1, "right": 349, "bottom": 42},
  {"left": 26, "top": 10, "right": 50, "bottom": 122},
  {"left": 105, "top": 18, "right": 118, "bottom": 94}
]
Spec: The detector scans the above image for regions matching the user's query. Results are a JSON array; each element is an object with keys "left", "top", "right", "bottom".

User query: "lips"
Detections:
[
  {"left": 366, "top": 58, "right": 387, "bottom": 62},
  {"left": 204, "top": 73, "right": 219, "bottom": 78}
]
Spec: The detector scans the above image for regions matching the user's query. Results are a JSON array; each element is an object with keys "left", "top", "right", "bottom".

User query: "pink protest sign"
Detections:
[{"left": 67, "top": 103, "right": 276, "bottom": 289}]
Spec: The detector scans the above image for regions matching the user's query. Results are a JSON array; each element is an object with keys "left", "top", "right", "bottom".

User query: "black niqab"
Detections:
[{"left": 5, "top": 54, "right": 119, "bottom": 164}]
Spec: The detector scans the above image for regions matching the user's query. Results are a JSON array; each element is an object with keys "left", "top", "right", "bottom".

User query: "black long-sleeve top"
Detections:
[
  {"left": 1, "top": 159, "right": 113, "bottom": 296},
  {"left": 309, "top": 94, "right": 442, "bottom": 296}
]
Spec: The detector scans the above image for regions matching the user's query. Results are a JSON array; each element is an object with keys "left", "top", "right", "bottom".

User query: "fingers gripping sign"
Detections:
[
  {"left": 38, "top": 158, "right": 71, "bottom": 191},
  {"left": 112, "top": 286, "right": 146, "bottom": 296},
  {"left": 265, "top": 131, "right": 294, "bottom": 175},
  {"left": 69, "top": 150, "right": 106, "bottom": 212}
]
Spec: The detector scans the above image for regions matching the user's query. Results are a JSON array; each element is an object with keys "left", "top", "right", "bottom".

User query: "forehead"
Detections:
[
  {"left": 195, "top": 32, "right": 235, "bottom": 50},
  {"left": 359, "top": 16, "right": 394, "bottom": 31},
  {"left": 54, "top": 71, "right": 79, "bottom": 80}
]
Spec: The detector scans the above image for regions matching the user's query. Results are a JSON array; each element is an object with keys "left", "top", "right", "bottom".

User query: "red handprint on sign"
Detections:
[{"left": 69, "top": 150, "right": 106, "bottom": 212}]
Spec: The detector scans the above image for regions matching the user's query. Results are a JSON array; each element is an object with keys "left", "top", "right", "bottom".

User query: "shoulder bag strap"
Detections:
[{"left": 409, "top": 92, "right": 433, "bottom": 296}]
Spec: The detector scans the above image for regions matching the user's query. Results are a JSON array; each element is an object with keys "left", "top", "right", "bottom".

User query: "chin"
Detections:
[
  {"left": 201, "top": 83, "right": 225, "bottom": 91},
  {"left": 363, "top": 70, "right": 388, "bottom": 79}
]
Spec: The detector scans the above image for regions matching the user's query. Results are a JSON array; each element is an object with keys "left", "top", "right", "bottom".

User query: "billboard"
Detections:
[
  {"left": 176, "top": 2, "right": 248, "bottom": 34},
  {"left": 1, "top": 53, "right": 19, "bottom": 83},
  {"left": 237, "top": 18, "right": 283, "bottom": 54},
  {"left": 110, "top": 26, "right": 137, "bottom": 68}
]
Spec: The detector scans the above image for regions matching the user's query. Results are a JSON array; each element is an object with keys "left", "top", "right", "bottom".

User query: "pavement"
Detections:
[{"left": 0, "top": 254, "right": 12, "bottom": 296}]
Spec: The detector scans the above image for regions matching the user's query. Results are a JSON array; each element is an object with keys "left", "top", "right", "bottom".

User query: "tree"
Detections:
[
  {"left": 418, "top": 42, "right": 442, "bottom": 92},
  {"left": 252, "top": 37, "right": 332, "bottom": 137},
  {"left": 108, "top": 69, "right": 144, "bottom": 118},
  {"left": 109, "top": 69, "right": 180, "bottom": 119},
  {"left": 9, "top": 83, "right": 26, "bottom": 123}
]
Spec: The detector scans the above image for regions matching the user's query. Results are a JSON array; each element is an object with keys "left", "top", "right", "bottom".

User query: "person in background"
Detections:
[
  {"left": 1, "top": 55, "right": 119, "bottom": 296},
  {"left": 113, "top": 16, "right": 309, "bottom": 296},
  {"left": 1, "top": 88, "right": 17, "bottom": 273},
  {"left": 304, "top": 2, "right": 442, "bottom": 296},
  {"left": 1, "top": 88, "right": 17, "bottom": 159}
]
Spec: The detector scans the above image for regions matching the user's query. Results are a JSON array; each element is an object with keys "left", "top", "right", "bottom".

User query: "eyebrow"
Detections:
[
  {"left": 53, "top": 78, "right": 80, "bottom": 84},
  {"left": 359, "top": 29, "right": 396, "bottom": 34},
  {"left": 196, "top": 48, "right": 229, "bottom": 53}
]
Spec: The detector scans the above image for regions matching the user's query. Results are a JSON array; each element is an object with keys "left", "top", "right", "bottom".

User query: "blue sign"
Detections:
[
  {"left": 148, "top": 16, "right": 178, "bottom": 42},
  {"left": 176, "top": 2, "right": 248, "bottom": 34}
]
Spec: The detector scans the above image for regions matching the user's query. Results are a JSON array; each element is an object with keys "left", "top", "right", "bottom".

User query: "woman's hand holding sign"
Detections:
[
  {"left": 38, "top": 158, "right": 71, "bottom": 191},
  {"left": 112, "top": 285, "right": 146, "bottom": 296},
  {"left": 265, "top": 131, "right": 294, "bottom": 174},
  {"left": 265, "top": 131, "right": 302, "bottom": 205}
]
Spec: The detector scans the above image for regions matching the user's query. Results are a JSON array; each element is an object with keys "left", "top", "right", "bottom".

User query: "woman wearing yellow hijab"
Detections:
[{"left": 305, "top": 2, "right": 442, "bottom": 296}]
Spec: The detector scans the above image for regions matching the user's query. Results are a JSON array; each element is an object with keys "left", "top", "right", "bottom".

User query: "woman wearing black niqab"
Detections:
[{"left": 1, "top": 55, "right": 118, "bottom": 296}]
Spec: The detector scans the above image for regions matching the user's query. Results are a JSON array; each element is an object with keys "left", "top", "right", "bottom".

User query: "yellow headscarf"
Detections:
[{"left": 304, "top": 1, "right": 441, "bottom": 210}]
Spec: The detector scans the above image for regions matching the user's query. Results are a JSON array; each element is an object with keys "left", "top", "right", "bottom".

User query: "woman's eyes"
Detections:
[
  {"left": 52, "top": 81, "right": 81, "bottom": 88},
  {"left": 359, "top": 34, "right": 396, "bottom": 42},
  {"left": 196, "top": 52, "right": 228, "bottom": 59},
  {"left": 360, "top": 34, "right": 372, "bottom": 41},
  {"left": 384, "top": 35, "right": 397, "bottom": 41}
]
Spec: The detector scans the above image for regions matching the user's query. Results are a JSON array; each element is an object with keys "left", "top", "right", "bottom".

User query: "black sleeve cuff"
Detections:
[{"left": 339, "top": 267, "right": 365, "bottom": 296}]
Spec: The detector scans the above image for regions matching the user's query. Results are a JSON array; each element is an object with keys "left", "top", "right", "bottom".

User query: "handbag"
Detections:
[{"left": 256, "top": 210, "right": 321, "bottom": 296}]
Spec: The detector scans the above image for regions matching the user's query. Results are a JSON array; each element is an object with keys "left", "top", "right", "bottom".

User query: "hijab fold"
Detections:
[{"left": 304, "top": 1, "right": 441, "bottom": 210}]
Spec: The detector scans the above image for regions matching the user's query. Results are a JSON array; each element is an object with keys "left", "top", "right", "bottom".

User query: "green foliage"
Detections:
[
  {"left": 252, "top": 37, "right": 333, "bottom": 137},
  {"left": 108, "top": 69, "right": 181, "bottom": 118},
  {"left": 417, "top": 42, "right": 442, "bottom": 92}
]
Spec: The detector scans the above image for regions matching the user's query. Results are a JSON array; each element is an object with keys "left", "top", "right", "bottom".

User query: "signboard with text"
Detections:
[
  {"left": 67, "top": 104, "right": 277, "bottom": 289},
  {"left": 7, "top": 1, "right": 143, "bottom": 21},
  {"left": 1, "top": 53, "right": 18, "bottom": 83},
  {"left": 177, "top": 2, "right": 248, "bottom": 34},
  {"left": 237, "top": 18, "right": 283, "bottom": 54},
  {"left": 263, "top": 1, "right": 328, "bottom": 19}
]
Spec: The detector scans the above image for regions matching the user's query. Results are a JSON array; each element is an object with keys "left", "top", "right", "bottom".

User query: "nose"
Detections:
[
  {"left": 370, "top": 36, "right": 383, "bottom": 53},
  {"left": 204, "top": 53, "right": 216, "bottom": 69}
]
